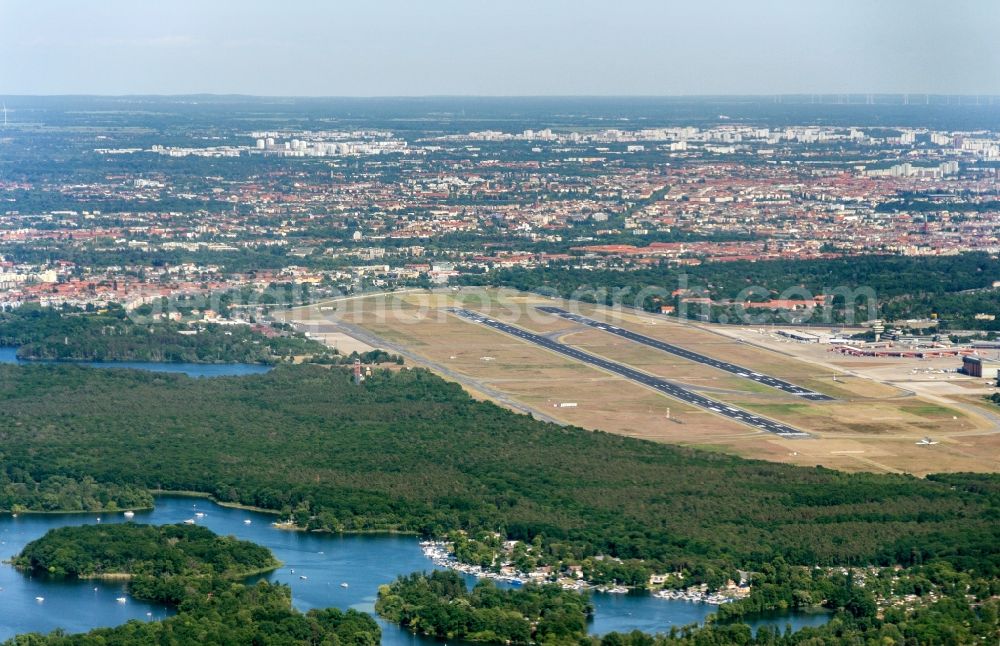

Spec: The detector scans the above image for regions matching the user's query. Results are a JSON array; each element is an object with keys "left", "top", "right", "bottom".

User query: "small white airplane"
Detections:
[{"left": 915, "top": 437, "right": 939, "bottom": 446}]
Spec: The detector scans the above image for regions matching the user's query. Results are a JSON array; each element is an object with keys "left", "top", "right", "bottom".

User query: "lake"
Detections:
[
  {"left": 0, "top": 495, "right": 830, "bottom": 644},
  {"left": 0, "top": 347, "right": 272, "bottom": 378}
]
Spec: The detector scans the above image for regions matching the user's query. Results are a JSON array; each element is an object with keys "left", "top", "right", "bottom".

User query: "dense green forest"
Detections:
[
  {"left": 376, "top": 571, "right": 593, "bottom": 644},
  {"left": 460, "top": 252, "right": 1000, "bottom": 330},
  {"left": 0, "top": 305, "right": 329, "bottom": 364},
  {"left": 7, "top": 524, "right": 380, "bottom": 645},
  {"left": 15, "top": 523, "right": 278, "bottom": 580},
  {"left": 0, "top": 471, "right": 151, "bottom": 513},
  {"left": 309, "top": 349, "right": 405, "bottom": 367},
  {"left": 0, "top": 364, "right": 996, "bottom": 582}
]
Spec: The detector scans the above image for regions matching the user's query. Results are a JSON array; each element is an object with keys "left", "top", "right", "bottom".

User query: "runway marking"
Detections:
[
  {"left": 448, "top": 308, "right": 811, "bottom": 439},
  {"left": 537, "top": 307, "right": 834, "bottom": 401}
]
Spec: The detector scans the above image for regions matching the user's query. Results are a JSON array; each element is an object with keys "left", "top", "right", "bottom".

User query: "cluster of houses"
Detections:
[{"left": 419, "top": 540, "right": 751, "bottom": 605}]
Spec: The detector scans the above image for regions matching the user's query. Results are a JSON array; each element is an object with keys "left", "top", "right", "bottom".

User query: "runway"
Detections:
[
  {"left": 448, "top": 308, "right": 811, "bottom": 439},
  {"left": 537, "top": 306, "right": 833, "bottom": 401}
]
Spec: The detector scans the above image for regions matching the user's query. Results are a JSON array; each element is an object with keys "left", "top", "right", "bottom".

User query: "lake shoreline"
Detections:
[
  {"left": 148, "top": 490, "right": 282, "bottom": 515},
  {"left": 0, "top": 348, "right": 275, "bottom": 378},
  {"left": 4, "top": 352, "right": 275, "bottom": 367},
  {"left": 154, "top": 491, "right": 421, "bottom": 537},
  {"left": 0, "top": 494, "right": 833, "bottom": 643},
  {"left": 3, "top": 505, "right": 154, "bottom": 516},
  {"left": 5, "top": 490, "right": 422, "bottom": 537}
]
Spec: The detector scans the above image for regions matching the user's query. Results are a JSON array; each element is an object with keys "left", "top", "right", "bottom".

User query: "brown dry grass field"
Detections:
[{"left": 283, "top": 288, "right": 1000, "bottom": 476}]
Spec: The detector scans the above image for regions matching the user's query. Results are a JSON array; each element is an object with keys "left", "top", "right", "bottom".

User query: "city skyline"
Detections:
[{"left": 1, "top": 0, "right": 998, "bottom": 96}]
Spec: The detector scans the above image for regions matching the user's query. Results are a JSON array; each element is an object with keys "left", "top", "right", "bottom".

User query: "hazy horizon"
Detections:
[
  {"left": 4, "top": 93, "right": 1000, "bottom": 99},
  {"left": 2, "top": 0, "right": 998, "bottom": 96}
]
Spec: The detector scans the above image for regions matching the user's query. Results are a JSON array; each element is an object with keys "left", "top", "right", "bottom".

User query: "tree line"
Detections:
[
  {"left": 376, "top": 570, "right": 593, "bottom": 645},
  {"left": 460, "top": 252, "right": 1000, "bottom": 329},
  {"left": 0, "top": 469, "right": 152, "bottom": 514}
]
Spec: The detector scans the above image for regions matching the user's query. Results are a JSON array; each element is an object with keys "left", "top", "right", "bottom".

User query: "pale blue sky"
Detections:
[{"left": 1, "top": 0, "right": 998, "bottom": 95}]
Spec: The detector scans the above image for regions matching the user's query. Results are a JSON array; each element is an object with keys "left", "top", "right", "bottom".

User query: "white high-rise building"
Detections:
[{"left": 930, "top": 133, "right": 951, "bottom": 146}]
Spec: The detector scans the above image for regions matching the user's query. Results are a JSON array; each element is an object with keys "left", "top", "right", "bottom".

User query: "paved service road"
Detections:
[
  {"left": 537, "top": 306, "right": 834, "bottom": 401},
  {"left": 448, "top": 308, "right": 811, "bottom": 439}
]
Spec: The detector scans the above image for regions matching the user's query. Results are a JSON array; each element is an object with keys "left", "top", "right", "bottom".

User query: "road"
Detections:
[
  {"left": 449, "top": 308, "right": 811, "bottom": 439},
  {"left": 537, "top": 306, "right": 834, "bottom": 401}
]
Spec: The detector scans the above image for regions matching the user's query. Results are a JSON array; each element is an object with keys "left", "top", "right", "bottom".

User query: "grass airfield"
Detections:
[{"left": 282, "top": 288, "right": 1000, "bottom": 476}]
